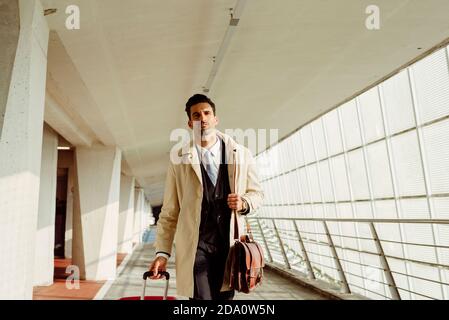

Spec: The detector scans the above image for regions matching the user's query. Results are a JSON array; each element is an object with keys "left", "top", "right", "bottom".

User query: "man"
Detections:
[{"left": 149, "top": 94, "right": 264, "bottom": 300}]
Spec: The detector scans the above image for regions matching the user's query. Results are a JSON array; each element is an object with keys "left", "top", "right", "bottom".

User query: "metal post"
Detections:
[
  {"left": 257, "top": 219, "right": 273, "bottom": 263},
  {"left": 293, "top": 221, "right": 315, "bottom": 279},
  {"left": 272, "top": 220, "right": 291, "bottom": 269},
  {"left": 369, "top": 222, "right": 401, "bottom": 300},
  {"left": 323, "top": 221, "right": 351, "bottom": 294}
]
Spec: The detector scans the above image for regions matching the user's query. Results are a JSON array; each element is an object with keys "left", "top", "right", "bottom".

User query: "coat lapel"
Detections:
[
  {"left": 191, "top": 147, "right": 202, "bottom": 186},
  {"left": 180, "top": 142, "right": 202, "bottom": 186}
]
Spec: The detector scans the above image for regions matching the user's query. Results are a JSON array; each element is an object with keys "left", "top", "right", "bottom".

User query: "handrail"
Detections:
[
  {"left": 252, "top": 217, "right": 449, "bottom": 224},
  {"left": 248, "top": 216, "right": 449, "bottom": 300}
]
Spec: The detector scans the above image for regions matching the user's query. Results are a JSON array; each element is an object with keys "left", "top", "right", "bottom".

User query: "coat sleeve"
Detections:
[
  {"left": 154, "top": 161, "right": 180, "bottom": 256},
  {"left": 241, "top": 149, "right": 264, "bottom": 214}
]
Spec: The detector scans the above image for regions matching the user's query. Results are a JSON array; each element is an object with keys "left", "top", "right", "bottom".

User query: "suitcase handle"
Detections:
[
  {"left": 141, "top": 271, "right": 170, "bottom": 300},
  {"left": 143, "top": 270, "right": 170, "bottom": 280}
]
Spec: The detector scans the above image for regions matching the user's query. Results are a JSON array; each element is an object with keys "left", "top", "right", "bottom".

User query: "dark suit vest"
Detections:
[{"left": 197, "top": 138, "right": 232, "bottom": 255}]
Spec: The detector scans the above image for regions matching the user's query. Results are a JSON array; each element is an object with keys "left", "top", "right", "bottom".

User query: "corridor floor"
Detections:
[{"left": 101, "top": 242, "right": 325, "bottom": 300}]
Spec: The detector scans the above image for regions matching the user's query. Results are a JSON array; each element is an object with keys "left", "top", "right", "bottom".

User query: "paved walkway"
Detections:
[{"left": 101, "top": 238, "right": 325, "bottom": 300}]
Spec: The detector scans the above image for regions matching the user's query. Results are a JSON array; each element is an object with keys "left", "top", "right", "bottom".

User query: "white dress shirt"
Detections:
[{"left": 196, "top": 136, "right": 222, "bottom": 185}]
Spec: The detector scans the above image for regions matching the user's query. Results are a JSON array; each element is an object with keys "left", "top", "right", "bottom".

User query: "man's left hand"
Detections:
[{"left": 227, "top": 193, "right": 243, "bottom": 211}]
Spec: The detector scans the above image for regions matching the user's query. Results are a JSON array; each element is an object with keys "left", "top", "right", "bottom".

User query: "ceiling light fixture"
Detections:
[
  {"left": 202, "top": 0, "right": 247, "bottom": 94},
  {"left": 44, "top": 8, "right": 57, "bottom": 16}
]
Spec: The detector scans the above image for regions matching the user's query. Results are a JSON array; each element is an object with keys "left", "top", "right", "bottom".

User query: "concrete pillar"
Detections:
[
  {"left": 0, "top": 0, "right": 49, "bottom": 299},
  {"left": 147, "top": 200, "right": 155, "bottom": 225},
  {"left": 0, "top": 0, "right": 19, "bottom": 136},
  {"left": 133, "top": 188, "right": 145, "bottom": 245},
  {"left": 132, "top": 188, "right": 140, "bottom": 245},
  {"left": 143, "top": 200, "right": 148, "bottom": 227},
  {"left": 117, "top": 175, "right": 135, "bottom": 254},
  {"left": 145, "top": 200, "right": 151, "bottom": 226},
  {"left": 34, "top": 125, "right": 58, "bottom": 286},
  {"left": 141, "top": 197, "right": 148, "bottom": 233},
  {"left": 72, "top": 146, "right": 121, "bottom": 280}
]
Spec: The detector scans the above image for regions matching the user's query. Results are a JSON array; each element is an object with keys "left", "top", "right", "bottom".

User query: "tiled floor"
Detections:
[
  {"left": 102, "top": 243, "right": 325, "bottom": 300},
  {"left": 32, "top": 253, "right": 128, "bottom": 300}
]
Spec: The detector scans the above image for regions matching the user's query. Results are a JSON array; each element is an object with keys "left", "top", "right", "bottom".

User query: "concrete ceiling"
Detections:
[{"left": 40, "top": 0, "right": 449, "bottom": 206}]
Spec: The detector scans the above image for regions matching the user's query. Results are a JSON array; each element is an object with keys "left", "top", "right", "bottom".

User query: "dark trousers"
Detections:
[{"left": 190, "top": 246, "right": 235, "bottom": 300}]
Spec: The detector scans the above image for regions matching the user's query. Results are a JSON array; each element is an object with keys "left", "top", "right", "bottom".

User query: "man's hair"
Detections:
[{"left": 185, "top": 94, "right": 216, "bottom": 120}]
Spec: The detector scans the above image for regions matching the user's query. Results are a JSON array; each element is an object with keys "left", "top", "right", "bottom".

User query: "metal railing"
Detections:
[{"left": 247, "top": 216, "right": 449, "bottom": 300}]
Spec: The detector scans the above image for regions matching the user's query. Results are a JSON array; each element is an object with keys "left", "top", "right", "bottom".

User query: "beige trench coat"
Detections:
[{"left": 154, "top": 130, "right": 264, "bottom": 298}]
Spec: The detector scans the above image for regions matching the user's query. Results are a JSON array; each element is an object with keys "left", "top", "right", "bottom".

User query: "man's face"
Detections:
[{"left": 188, "top": 102, "right": 219, "bottom": 135}]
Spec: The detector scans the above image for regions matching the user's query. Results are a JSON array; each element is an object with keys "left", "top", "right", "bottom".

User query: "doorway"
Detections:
[{"left": 54, "top": 167, "right": 68, "bottom": 258}]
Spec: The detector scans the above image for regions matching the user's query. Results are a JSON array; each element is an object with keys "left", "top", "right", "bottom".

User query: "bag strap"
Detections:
[
  {"left": 233, "top": 211, "right": 239, "bottom": 240},
  {"left": 233, "top": 158, "right": 239, "bottom": 240}
]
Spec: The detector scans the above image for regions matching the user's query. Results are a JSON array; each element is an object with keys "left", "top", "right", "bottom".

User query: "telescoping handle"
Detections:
[{"left": 141, "top": 271, "right": 170, "bottom": 300}]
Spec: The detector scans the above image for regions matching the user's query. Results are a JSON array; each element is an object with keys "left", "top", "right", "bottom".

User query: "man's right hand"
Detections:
[{"left": 148, "top": 256, "right": 168, "bottom": 279}]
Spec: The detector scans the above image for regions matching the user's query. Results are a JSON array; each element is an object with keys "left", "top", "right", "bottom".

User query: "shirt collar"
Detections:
[{"left": 196, "top": 135, "right": 221, "bottom": 158}]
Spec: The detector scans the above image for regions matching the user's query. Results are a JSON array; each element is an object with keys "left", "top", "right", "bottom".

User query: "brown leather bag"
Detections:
[{"left": 229, "top": 213, "right": 265, "bottom": 293}]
